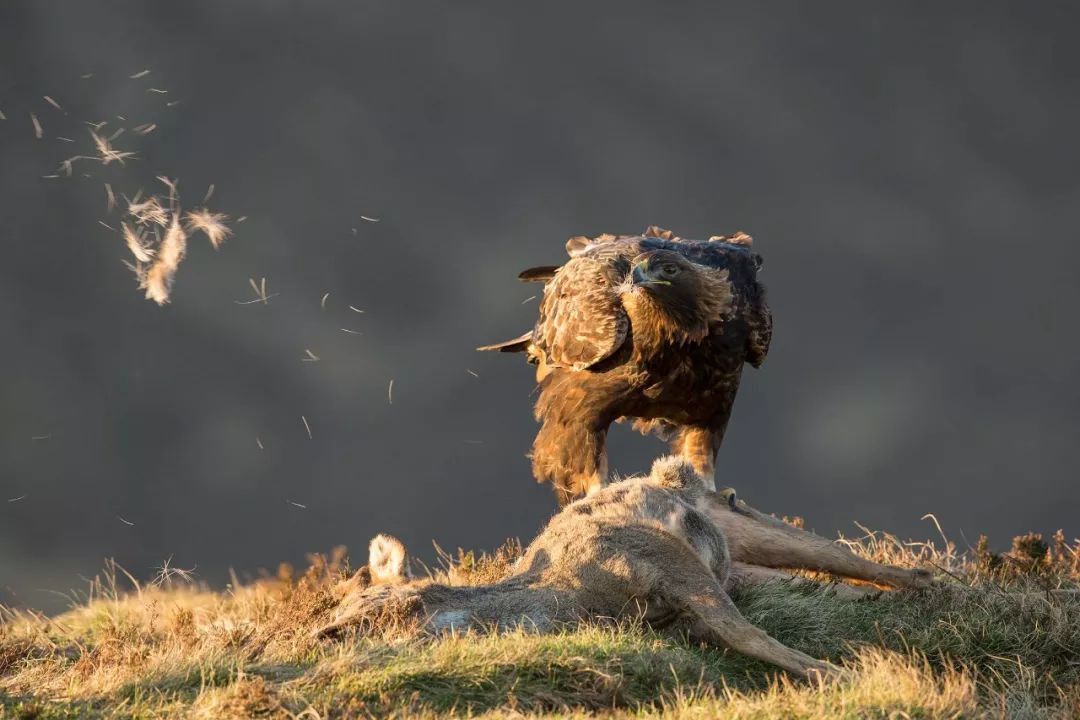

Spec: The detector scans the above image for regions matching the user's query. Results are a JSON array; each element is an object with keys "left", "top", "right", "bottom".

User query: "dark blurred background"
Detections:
[{"left": 2, "top": 2, "right": 1078, "bottom": 613}]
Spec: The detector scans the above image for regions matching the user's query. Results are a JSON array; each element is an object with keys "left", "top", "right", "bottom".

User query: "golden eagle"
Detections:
[{"left": 479, "top": 226, "right": 771, "bottom": 505}]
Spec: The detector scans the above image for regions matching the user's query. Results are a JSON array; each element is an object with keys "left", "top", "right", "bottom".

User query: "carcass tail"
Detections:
[
  {"left": 368, "top": 534, "right": 412, "bottom": 584},
  {"left": 476, "top": 331, "right": 533, "bottom": 353}
]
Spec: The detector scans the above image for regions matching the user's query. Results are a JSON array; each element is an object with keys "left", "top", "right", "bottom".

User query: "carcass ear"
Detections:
[
  {"left": 368, "top": 534, "right": 412, "bottom": 583},
  {"left": 650, "top": 455, "right": 707, "bottom": 491}
]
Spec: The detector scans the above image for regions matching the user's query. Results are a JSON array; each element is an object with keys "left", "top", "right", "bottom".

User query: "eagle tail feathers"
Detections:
[
  {"left": 476, "top": 331, "right": 533, "bottom": 353},
  {"left": 518, "top": 265, "right": 560, "bottom": 282}
]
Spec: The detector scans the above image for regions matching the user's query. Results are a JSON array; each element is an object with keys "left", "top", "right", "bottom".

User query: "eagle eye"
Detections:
[{"left": 661, "top": 263, "right": 678, "bottom": 276}]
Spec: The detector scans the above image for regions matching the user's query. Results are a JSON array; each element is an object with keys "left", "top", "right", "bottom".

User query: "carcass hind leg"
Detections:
[
  {"left": 657, "top": 554, "right": 840, "bottom": 679},
  {"left": 618, "top": 525, "right": 839, "bottom": 680},
  {"left": 705, "top": 495, "right": 933, "bottom": 590},
  {"left": 727, "top": 562, "right": 883, "bottom": 600}
]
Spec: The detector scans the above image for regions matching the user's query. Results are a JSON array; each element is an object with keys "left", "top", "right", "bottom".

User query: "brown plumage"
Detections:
[{"left": 479, "top": 226, "right": 771, "bottom": 505}]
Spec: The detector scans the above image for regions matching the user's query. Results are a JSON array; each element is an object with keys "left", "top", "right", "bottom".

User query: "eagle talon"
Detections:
[{"left": 718, "top": 487, "right": 738, "bottom": 509}]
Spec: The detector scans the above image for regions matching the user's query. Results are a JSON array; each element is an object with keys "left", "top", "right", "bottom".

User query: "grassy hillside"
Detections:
[{"left": 2, "top": 527, "right": 1079, "bottom": 719}]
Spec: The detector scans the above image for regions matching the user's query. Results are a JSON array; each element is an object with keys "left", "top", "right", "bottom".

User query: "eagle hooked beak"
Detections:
[{"left": 632, "top": 258, "right": 670, "bottom": 286}]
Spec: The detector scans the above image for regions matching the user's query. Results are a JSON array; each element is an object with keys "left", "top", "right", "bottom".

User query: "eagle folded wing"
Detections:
[
  {"left": 534, "top": 257, "right": 628, "bottom": 371},
  {"left": 745, "top": 295, "right": 773, "bottom": 368}
]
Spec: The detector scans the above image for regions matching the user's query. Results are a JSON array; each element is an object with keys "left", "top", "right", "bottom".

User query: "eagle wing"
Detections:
[
  {"left": 745, "top": 294, "right": 772, "bottom": 367},
  {"left": 533, "top": 257, "right": 628, "bottom": 370}
]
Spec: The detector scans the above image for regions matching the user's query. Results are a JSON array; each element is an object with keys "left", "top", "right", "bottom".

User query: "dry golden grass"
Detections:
[{"left": 2, "top": 529, "right": 1079, "bottom": 718}]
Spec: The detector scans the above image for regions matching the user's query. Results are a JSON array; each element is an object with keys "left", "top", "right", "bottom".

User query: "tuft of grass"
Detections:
[{"left": 2, "top": 529, "right": 1079, "bottom": 718}]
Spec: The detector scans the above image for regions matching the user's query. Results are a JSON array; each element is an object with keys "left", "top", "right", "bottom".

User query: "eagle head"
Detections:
[
  {"left": 623, "top": 251, "right": 733, "bottom": 341},
  {"left": 629, "top": 249, "right": 694, "bottom": 289}
]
